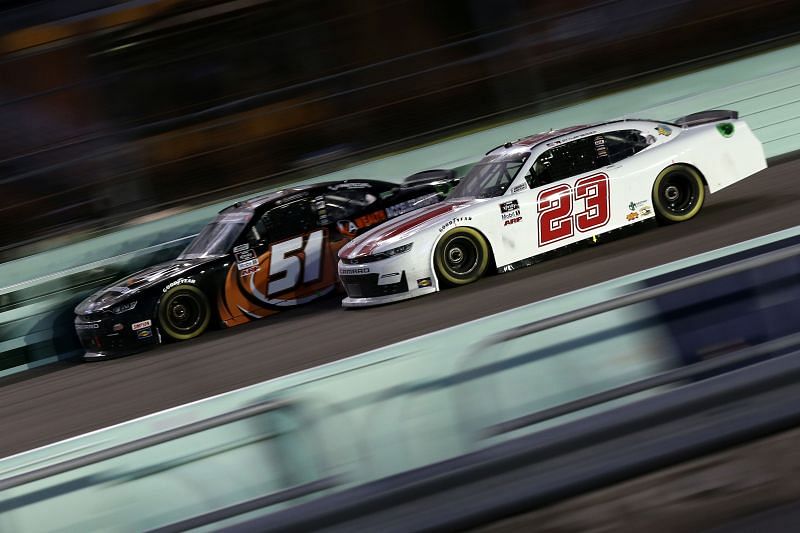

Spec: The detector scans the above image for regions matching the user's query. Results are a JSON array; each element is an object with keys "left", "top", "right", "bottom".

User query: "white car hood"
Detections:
[{"left": 340, "top": 199, "right": 476, "bottom": 259}]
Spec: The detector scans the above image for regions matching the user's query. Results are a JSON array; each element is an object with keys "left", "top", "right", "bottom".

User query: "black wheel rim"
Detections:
[
  {"left": 166, "top": 293, "right": 203, "bottom": 333},
  {"left": 659, "top": 171, "right": 699, "bottom": 215},
  {"left": 443, "top": 235, "right": 479, "bottom": 277}
]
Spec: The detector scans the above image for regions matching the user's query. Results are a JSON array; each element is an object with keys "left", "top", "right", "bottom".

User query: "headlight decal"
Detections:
[
  {"left": 343, "top": 243, "right": 413, "bottom": 264},
  {"left": 372, "top": 243, "right": 413, "bottom": 260},
  {"left": 111, "top": 300, "right": 138, "bottom": 314}
]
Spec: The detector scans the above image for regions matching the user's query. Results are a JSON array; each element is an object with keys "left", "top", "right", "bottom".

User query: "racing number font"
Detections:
[
  {"left": 537, "top": 174, "right": 610, "bottom": 246},
  {"left": 267, "top": 230, "right": 325, "bottom": 295}
]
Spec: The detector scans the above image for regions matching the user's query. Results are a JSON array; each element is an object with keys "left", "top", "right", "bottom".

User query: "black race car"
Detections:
[{"left": 74, "top": 171, "right": 456, "bottom": 359}]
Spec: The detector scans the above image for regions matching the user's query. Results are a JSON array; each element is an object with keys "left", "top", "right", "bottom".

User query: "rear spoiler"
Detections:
[{"left": 673, "top": 109, "right": 738, "bottom": 127}]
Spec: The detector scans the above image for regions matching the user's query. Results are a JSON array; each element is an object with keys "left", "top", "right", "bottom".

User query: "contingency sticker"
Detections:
[
  {"left": 132, "top": 319, "right": 152, "bottom": 331},
  {"left": 655, "top": 125, "right": 672, "bottom": 136},
  {"left": 627, "top": 200, "right": 652, "bottom": 221},
  {"left": 500, "top": 199, "right": 522, "bottom": 226},
  {"left": 235, "top": 246, "right": 261, "bottom": 277}
]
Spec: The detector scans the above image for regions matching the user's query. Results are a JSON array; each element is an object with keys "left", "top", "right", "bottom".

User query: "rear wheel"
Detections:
[
  {"left": 434, "top": 228, "right": 489, "bottom": 287},
  {"left": 158, "top": 285, "right": 211, "bottom": 341},
  {"left": 652, "top": 164, "right": 706, "bottom": 224}
]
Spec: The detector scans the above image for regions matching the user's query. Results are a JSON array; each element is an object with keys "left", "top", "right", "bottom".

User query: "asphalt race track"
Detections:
[{"left": 2, "top": 157, "right": 800, "bottom": 458}]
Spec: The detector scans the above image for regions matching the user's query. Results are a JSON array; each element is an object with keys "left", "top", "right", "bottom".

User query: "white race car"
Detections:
[{"left": 337, "top": 110, "right": 766, "bottom": 306}]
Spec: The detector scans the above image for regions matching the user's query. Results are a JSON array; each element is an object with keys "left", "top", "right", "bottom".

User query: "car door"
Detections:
[
  {"left": 217, "top": 197, "right": 337, "bottom": 325},
  {"left": 525, "top": 134, "right": 621, "bottom": 254},
  {"left": 600, "top": 128, "right": 657, "bottom": 222}
]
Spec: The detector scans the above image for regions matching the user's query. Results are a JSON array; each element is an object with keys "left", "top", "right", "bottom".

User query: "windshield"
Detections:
[
  {"left": 178, "top": 211, "right": 252, "bottom": 259},
  {"left": 450, "top": 152, "right": 529, "bottom": 199}
]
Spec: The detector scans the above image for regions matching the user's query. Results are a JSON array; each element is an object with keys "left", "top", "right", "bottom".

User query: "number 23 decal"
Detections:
[{"left": 537, "top": 173, "right": 610, "bottom": 246}]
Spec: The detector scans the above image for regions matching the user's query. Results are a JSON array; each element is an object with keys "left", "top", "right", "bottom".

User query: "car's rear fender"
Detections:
[{"left": 668, "top": 119, "right": 766, "bottom": 193}]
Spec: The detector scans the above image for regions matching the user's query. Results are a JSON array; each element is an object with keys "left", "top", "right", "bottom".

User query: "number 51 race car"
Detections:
[
  {"left": 74, "top": 171, "right": 457, "bottom": 358},
  {"left": 337, "top": 110, "right": 767, "bottom": 306}
]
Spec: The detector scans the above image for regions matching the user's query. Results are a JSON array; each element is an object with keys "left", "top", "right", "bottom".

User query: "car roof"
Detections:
[
  {"left": 218, "top": 179, "right": 394, "bottom": 214},
  {"left": 487, "top": 118, "right": 668, "bottom": 156}
]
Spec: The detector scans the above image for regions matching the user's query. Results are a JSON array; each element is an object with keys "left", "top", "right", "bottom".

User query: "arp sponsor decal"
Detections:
[
  {"left": 504, "top": 216, "right": 522, "bottom": 226},
  {"left": 137, "top": 328, "right": 153, "bottom": 339},
  {"left": 132, "top": 319, "right": 152, "bottom": 331},
  {"left": 239, "top": 266, "right": 259, "bottom": 277},
  {"left": 162, "top": 278, "right": 196, "bottom": 293},
  {"left": 417, "top": 277, "right": 432, "bottom": 288},
  {"left": 386, "top": 194, "right": 439, "bottom": 218},
  {"left": 438, "top": 216, "right": 473, "bottom": 233},
  {"left": 655, "top": 125, "right": 672, "bottom": 136},
  {"left": 340, "top": 266, "right": 370, "bottom": 275}
]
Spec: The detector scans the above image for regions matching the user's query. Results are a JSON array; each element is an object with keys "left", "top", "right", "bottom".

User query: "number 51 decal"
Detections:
[
  {"left": 537, "top": 173, "right": 610, "bottom": 246},
  {"left": 268, "top": 230, "right": 325, "bottom": 295}
]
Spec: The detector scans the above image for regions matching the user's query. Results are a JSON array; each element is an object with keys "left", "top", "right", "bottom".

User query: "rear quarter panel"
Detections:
[{"left": 662, "top": 120, "right": 766, "bottom": 193}]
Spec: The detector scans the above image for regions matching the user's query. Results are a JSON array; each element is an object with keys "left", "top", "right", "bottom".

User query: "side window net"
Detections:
[
  {"left": 603, "top": 130, "right": 650, "bottom": 163},
  {"left": 262, "top": 200, "right": 317, "bottom": 243},
  {"left": 532, "top": 136, "right": 608, "bottom": 185},
  {"left": 324, "top": 190, "right": 378, "bottom": 221}
]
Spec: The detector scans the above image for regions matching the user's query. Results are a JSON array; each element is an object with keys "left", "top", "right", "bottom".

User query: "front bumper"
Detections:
[
  {"left": 338, "top": 257, "right": 437, "bottom": 307},
  {"left": 74, "top": 312, "right": 159, "bottom": 359}
]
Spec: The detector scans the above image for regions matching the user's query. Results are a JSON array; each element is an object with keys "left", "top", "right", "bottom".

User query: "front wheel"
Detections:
[
  {"left": 158, "top": 284, "right": 211, "bottom": 341},
  {"left": 652, "top": 164, "right": 706, "bottom": 224},
  {"left": 434, "top": 228, "right": 490, "bottom": 287}
]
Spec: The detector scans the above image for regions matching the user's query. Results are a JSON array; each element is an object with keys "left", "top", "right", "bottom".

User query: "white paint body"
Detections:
[{"left": 338, "top": 118, "right": 766, "bottom": 307}]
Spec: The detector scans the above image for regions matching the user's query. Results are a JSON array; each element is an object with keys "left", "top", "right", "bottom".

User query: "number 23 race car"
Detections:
[
  {"left": 74, "top": 172, "right": 456, "bottom": 358},
  {"left": 337, "top": 110, "right": 767, "bottom": 306}
]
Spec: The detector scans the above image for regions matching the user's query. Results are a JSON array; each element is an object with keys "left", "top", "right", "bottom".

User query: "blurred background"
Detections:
[
  {"left": 1, "top": 0, "right": 800, "bottom": 262},
  {"left": 5, "top": 2, "right": 800, "bottom": 530}
]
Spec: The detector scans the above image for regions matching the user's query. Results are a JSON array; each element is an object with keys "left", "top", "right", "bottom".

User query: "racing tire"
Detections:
[
  {"left": 652, "top": 164, "right": 706, "bottom": 224},
  {"left": 158, "top": 285, "right": 211, "bottom": 341},
  {"left": 434, "top": 227, "right": 490, "bottom": 287}
]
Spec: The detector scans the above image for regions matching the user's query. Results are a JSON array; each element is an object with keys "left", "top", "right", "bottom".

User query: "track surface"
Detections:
[{"left": 2, "top": 159, "right": 800, "bottom": 458}]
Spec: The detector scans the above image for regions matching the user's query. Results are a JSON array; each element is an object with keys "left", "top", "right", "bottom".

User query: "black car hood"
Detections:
[{"left": 75, "top": 257, "right": 216, "bottom": 315}]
